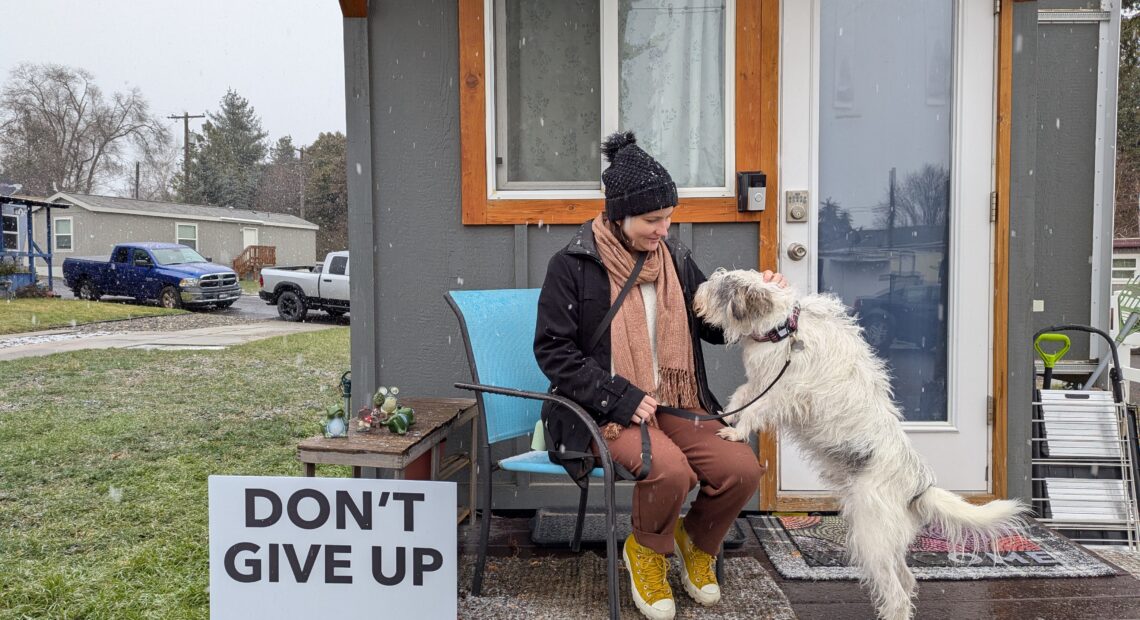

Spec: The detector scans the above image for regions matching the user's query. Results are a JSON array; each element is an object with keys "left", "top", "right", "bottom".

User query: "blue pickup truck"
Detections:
[{"left": 62, "top": 242, "right": 241, "bottom": 309}]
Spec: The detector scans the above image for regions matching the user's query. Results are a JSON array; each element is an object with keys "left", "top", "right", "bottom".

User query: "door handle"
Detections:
[
  {"left": 322, "top": 279, "right": 332, "bottom": 282},
  {"left": 787, "top": 243, "right": 808, "bottom": 261}
]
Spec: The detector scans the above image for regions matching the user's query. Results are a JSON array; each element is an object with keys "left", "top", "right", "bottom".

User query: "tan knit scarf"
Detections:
[{"left": 591, "top": 214, "right": 698, "bottom": 415}]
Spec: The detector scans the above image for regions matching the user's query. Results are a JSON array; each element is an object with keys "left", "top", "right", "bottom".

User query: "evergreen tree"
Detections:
[
  {"left": 271, "top": 135, "right": 298, "bottom": 164},
  {"left": 1116, "top": 3, "right": 1140, "bottom": 238},
  {"left": 176, "top": 90, "right": 267, "bottom": 210},
  {"left": 255, "top": 135, "right": 303, "bottom": 215},
  {"left": 303, "top": 132, "right": 348, "bottom": 257}
]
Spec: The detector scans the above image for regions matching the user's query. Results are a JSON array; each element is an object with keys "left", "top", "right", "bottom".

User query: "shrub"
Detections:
[
  {"left": 15, "top": 283, "right": 53, "bottom": 299},
  {"left": 0, "top": 259, "right": 25, "bottom": 277}
]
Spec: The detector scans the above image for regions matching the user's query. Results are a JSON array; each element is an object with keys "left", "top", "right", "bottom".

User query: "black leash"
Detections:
[
  {"left": 555, "top": 250, "right": 653, "bottom": 482},
  {"left": 657, "top": 352, "right": 793, "bottom": 422}
]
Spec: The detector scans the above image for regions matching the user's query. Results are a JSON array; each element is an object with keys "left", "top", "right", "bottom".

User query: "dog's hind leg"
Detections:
[{"left": 845, "top": 496, "right": 920, "bottom": 620}]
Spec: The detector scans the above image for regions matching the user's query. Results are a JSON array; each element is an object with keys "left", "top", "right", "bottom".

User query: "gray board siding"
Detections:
[
  {"left": 28, "top": 208, "right": 316, "bottom": 274},
  {"left": 1007, "top": 2, "right": 1110, "bottom": 503},
  {"left": 357, "top": 1, "right": 757, "bottom": 510},
  {"left": 1008, "top": 2, "right": 1040, "bottom": 505},
  {"left": 1032, "top": 20, "right": 1100, "bottom": 356}
]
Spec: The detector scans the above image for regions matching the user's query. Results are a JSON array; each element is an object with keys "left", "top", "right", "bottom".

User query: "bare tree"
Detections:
[
  {"left": 0, "top": 63, "right": 170, "bottom": 196},
  {"left": 115, "top": 138, "right": 182, "bottom": 202},
  {"left": 875, "top": 164, "right": 950, "bottom": 229}
]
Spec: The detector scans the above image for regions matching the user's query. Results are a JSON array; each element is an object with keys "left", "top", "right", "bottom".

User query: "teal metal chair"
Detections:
[{"left": 447, "top": 288, "right": 626, "bottom": 620}]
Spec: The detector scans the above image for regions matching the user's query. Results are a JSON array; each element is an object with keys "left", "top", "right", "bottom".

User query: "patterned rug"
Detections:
[
  {"left": 751, "top": 515, "right": 1121, "bottom": 580},
  {"left": 458, "top": 552, "right": 796, "bottom": 619}
]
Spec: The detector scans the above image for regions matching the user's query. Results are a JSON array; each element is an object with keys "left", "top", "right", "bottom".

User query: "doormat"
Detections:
[
  {"left": 459, "top": 553, "right": 796, "bottom": 619},
  {"left": 750, "top": 515, "right": 1120, "bottom": 580},
  {"left": 531, "top": 508, "right": 747, "bottom": 549}
]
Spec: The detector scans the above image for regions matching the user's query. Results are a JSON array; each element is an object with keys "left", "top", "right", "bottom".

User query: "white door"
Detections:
[
  {"left": 242, "top": 227, "right": 259, "bottom": 249},
  {"left": 778, "top": 0, "right": 995, "bottom": 493}
]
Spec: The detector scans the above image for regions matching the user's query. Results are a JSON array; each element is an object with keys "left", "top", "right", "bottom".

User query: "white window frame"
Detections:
[
  {"left": 484, "top": 0, "right": 737, "bottom": 201},
  {"left": 2, "top": 212, "right": 19, "bottom": 251},
  {"left": 176, "top": 222, "right": 199, "bottom": 250},
  {"left": 1112, "top": 256, "right": 1138, "bottom": 282},
  {"left": 53, "top": 216, "right": 73, "bottom": 253}
]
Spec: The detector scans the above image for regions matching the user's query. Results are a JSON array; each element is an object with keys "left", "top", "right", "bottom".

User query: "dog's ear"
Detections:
[{"left": 730, "top": 279, "right": 773, "bottom": 322}]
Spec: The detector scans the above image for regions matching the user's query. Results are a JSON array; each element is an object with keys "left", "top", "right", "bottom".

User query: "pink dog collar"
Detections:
[{"left": 751, "top": 304, "right": 800, "bottom": 343}]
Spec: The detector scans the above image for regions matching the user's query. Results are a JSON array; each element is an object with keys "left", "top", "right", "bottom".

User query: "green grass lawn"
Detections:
[
  {"left": 0, "top": 328, "right": 351, "bottom": 619},
  {"left": 239, "top": 279, "right": 260, "bottom": 295},
  {"left": 0, "top": 298, "right": 187, "bottom": 336}
]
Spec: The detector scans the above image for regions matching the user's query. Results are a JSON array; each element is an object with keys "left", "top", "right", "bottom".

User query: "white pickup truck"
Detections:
[{"left": 258, "top": 251, "right": 350, "bottom": 321}]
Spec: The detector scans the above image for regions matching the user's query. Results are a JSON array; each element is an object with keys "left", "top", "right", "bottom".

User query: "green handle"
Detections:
[{"left": 1034, "top": 333, "right": 1071, "bottom": 368}]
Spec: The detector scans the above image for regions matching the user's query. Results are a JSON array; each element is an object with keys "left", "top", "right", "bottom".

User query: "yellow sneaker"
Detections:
[
  {"left": 673, "top": 517, "right": 721, "bottom": 605},
  {"left": 622, "top": 534, "right": 675, "bottom": 620}
]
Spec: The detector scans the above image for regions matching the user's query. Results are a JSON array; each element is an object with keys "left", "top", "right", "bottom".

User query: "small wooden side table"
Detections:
[{"left": 297, "top": 397, "right": 478, "bottom": 524}]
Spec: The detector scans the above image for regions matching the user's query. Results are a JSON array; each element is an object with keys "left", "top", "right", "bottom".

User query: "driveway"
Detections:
[{"left": 3, "top": 285, "right": 349, "bottom": 361}]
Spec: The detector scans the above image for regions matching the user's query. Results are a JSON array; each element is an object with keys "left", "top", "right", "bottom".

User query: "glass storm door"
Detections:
[{"left": 778, "top": 0, "right": 994, "bottom": 492}]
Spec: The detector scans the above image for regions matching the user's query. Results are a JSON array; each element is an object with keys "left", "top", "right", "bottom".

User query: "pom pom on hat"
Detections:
[
  {"left": 600, "top": 131, "right": 678, "bottom": 221},
  {"left": 601, "top": 131, "right": 637, "bottom": 163}
]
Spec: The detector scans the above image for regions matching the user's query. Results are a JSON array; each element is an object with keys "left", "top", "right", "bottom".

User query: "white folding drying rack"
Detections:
[
  {"left": 1032, "top": 319, "right": 1140, "bottom": 548},
  {"left": 1032, "top": 388, "right": 1140, "bottom": 548}
]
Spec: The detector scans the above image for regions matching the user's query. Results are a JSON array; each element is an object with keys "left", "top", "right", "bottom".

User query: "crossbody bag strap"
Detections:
[
  {"left": 587, "top": 251, "right": 647, "bottom": 353},
  {"left": 573, "top": 250, "right": 651, "bottom": 481}
]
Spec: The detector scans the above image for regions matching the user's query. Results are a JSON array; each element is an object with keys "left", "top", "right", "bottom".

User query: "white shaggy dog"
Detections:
[{"left": 692, "top": 269, "right": 1026, "bottom": 620}]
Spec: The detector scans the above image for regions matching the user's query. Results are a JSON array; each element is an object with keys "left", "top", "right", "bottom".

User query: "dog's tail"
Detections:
[{"left": 912, "top": 486, "right": 1028, "bottom": 551}]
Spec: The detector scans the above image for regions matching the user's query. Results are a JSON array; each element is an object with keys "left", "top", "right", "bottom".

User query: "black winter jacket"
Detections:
[{"left": 533, "top": 220, "right": 726, "bottom": 482}]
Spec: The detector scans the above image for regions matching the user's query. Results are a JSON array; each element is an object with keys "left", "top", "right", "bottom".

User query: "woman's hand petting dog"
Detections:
[{"left": 760, "top": 269, "right": 789, "bottom": 288}]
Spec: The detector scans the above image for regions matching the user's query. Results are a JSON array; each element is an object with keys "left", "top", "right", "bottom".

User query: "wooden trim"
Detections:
[
  {"left": 774, "top": 493, "right": 1002, "bottom": 513},
  {"left": 338, "top": 0, "right": 367, "bottom": 19},
  {"left": 459, "top": 0, "right": 775, "bottom": 226},
  {"left": 481, "top": 197, "right": 759, "bottom": 225},
  {"left": 992, "top": 0, "right": 1013, "bottom": 500},
  {"left": 755, "top": 0, "right": 781, "bottom": 511},
  {"left": 459, "top": 0, "right": 489, "bottom": 225}
]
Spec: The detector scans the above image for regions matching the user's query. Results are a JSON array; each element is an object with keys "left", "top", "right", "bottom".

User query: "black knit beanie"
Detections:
[{"left": 600, "top": 131, "right": 678, "bottom": 221}]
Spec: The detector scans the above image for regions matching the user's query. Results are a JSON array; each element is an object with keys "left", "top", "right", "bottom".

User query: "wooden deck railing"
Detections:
[{"left": 233, "top": 245, "right": 276, "bottom": 279}]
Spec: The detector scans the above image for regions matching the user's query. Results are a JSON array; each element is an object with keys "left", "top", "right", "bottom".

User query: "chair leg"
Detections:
[
  {"left": 571, "top": 483, "right": 589, "bottom": 553},
  {"left": 716, "top": 545, "right": 725, "bottom": 585},
  {"left": 604, "top": 478, "right": 620, "bottom": 620},
  {"left": 472, "top": 443, "right": 494, "bottom": 596}
]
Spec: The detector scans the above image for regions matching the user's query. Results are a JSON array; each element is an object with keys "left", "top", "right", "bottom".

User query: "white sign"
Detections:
[{"left": 208, "top": 475, "right": 456, "bottom": 619}]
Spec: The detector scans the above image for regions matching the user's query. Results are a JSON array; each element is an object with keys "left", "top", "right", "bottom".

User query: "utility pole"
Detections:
[
  {"left": 135, "top": 162, "right": 140, "bottom": 199},
  {"left": 168, "top": 112, "right": 206, "bottom": 184},
  {"left": 298, "top": 146, "right": 306, "bottom": 220}
]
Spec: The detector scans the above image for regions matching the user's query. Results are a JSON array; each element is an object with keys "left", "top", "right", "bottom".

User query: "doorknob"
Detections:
[{"left": 787, "top": 243, "right": 808, "bottom": 261}]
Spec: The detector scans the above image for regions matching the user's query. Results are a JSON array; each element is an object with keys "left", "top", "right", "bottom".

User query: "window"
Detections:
[
  {"left": 54, "top": 217, "right": 73, "bottom": 251},
  {"left": 2, "top": 213, "right": 17, "bottom": 251},
  {"left": 131, "top": 248, "right": 153, "bottom": 267},
  {"left": 328, "top": 255, "right": 348, "bottom": 276},
  {"left": 1112, "top": 257, "right": 1137, "bottom": 282},
  {"left": 176, "top": 223, "right": 198, "bottom": 250},
  {"left": 459, "top": 0, "right": 774, "bottom": 224}
]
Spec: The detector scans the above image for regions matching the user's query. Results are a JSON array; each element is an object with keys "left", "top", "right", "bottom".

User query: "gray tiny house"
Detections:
[
  {"left": 337, "top": 0, "right": 1120, "bottom": 512},
  {"left": 26, "top": 193, "right": 319, "bottom": 278}
]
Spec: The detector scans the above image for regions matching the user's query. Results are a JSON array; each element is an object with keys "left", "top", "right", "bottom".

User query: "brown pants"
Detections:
[{"left": 602, "top": 410, "right": 764, "bottom": 555}]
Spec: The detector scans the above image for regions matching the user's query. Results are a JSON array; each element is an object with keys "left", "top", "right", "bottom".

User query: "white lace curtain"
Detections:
[
  {"left": 498, "top": 0, "right": 725, "bottom": 189},
  {"left": 619, "top": 0, "right": 725, "bottom": 189}
]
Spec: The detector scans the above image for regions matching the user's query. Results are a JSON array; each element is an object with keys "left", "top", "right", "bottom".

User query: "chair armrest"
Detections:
[{"left": 453, "top": 381, "right": 617, "bottom": 471}]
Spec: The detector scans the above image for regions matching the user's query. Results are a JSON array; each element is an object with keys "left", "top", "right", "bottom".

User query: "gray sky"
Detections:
[{"left": 0, "top": 0, "right": 346, "bottom": 148}]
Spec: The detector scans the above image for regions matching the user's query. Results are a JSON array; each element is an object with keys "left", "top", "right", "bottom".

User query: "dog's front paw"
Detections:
[{"left": 716, "top": 426, "right": 749, "bottom": 442}]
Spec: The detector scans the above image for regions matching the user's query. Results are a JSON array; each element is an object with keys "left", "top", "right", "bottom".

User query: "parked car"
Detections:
[
  {"left": 63, "top": 242, "right": 241, "bottom": 309},
  {"left": 852, "top": 283, "right": 946, "bottom": 353},
  {"left": 258, "top": 251, "right": 349, "bottom": 321}
]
